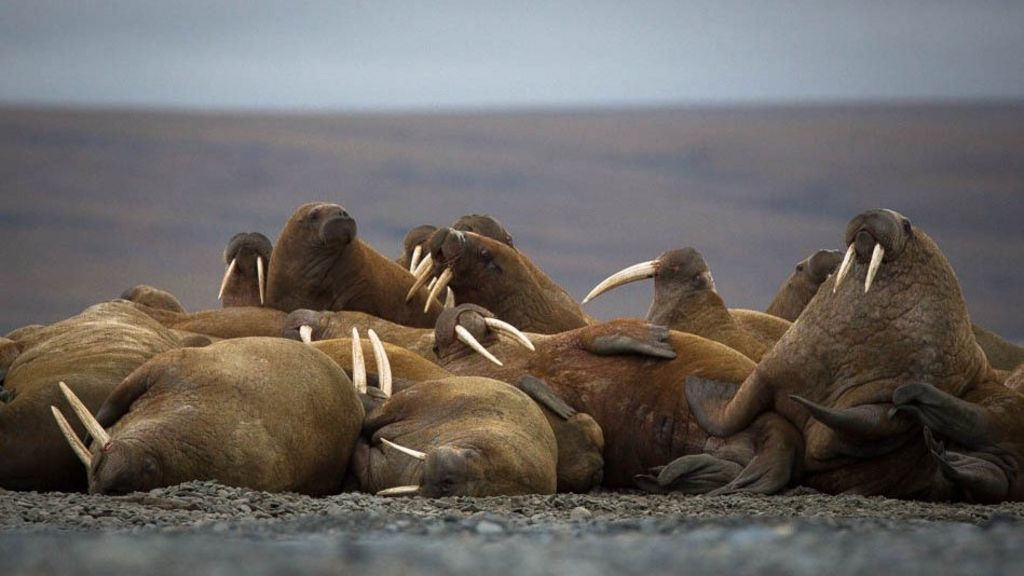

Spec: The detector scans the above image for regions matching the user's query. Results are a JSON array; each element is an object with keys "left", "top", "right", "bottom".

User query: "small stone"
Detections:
[
  {"left": 475, "top": 520, "right": 505, "bottom": 535},
  {"left": 570, "top": 507, "right": 592, "bottom": 521}
]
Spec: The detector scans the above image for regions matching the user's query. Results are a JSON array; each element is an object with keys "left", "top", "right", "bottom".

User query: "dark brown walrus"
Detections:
[
  {"left": 266, "top": 202, "right": 442, "bottom": 327},
  {"left": 52, "top": 337, "right": 364, "bottom": 495},
  {"left": 686, "top": 209, "right": 1007, "bottom": 500},
  {"left": 121, "top": 284, "right": 188, "bottom": 314},
  {"left": 218, "top": 232, "right": 273, "bottom": 308},
  {"left": 765, "top": 249, "right": 843, "bottom": 321},
  {"left": 1, "top": 302, "right": 183, "bottom": 492},
  {"left": 412, "top": 228, "right": 591, "bottom": 334},
  {"left": 581, "top": 247, "right": 791, "bottom": 361},
  {"left": 435, "top": 305, "right": 801, "bottom": 492},
  {"left": 351, "top": 375, "right": 558, "bottom": 497},
  {"left": 395, "top": 224, "right": 438, "bottom": 272},
  {"left": 283, "top": 309, "right": 439, "bottom": 361}
]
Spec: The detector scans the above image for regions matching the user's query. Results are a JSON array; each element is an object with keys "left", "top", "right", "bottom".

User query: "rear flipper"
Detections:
[
  {"left": 709, "top": 412, "right": 801, "bottom": 495},
  {"left": 515, "top": 375, "right": 576, "bottom": 420},
  {"left": 635, "top": 454, "right": 742, "bottom": 494},
  {"left": 584, "top": 322, "right": 677, "bottom": 359},
  {"left": 923, "top": 427, "right": 1009, "bottom": 504},
  {"left": 791, "top": 395, "right": 916, "bottom": 460},
  {"left": 892, "top": 383, "right": 992, "bottom": 449}
]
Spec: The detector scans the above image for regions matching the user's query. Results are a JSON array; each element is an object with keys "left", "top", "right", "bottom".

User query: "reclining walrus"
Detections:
[{"left": 686, "top": 209, "right": 1013, "bottom": 500}]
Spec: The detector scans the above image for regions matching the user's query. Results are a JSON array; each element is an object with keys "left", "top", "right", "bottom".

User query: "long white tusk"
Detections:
[
  {"left": 864, "top": 243, "right": 885, "bottom": 294},
  {"left": 376, "top": 485, "right": 421, "bottom": 497},
  {"left": 484, "top": 317, "right": 535, "bottom": 351},
  {"left": 426, "top": 276, "right": 438, "bottom": 292},
  {"left": 367, "top": 329, "right": 392, "bottom": 398},
  {"left": 380, "top": 438, "right": 427, "bottom": 460},
  {"left": 50, "top": 406, "right": 91, "bottom": 467},
  {"left": 832, "top": 244, "right": 856, "bottom": 294},
  {"left": 58, "top": 381, "right": 110, "bottom": 447},
  {"left": 582, "top": 260, "right": 658, "bottom": 304},
  {"left": 409, "top": 245, "right": 423, "bottom": 273},
  {"left": 425, "top": 268, "right": 453, "bottom": 313},
  {"left": 217, "top": 258, "right": 237, "bottom": 300},
  {"left": 299, "top": 325, "right": 313, "bottom": 344},
  {"left": 444, "top": 286, "right": 455, "bottom": 309},
  {"left": 351, "top": 328, "right": 367, "bottom": 394},
  {"left": 257, "top": 255, "right": 265, "bottom": 305},
  {"left": 455, "top": 325, "right": 503, "bottom": 366},
  {"left": 405, "top": 254, "right": 434, "bottom": 302}
]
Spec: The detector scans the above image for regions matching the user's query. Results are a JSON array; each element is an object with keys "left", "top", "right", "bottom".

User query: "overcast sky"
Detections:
[{"left": 2, "top": 1, "right": 1023, "bottom": 110}]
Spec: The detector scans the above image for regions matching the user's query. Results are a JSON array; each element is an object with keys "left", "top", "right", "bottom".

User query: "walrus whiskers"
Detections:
[
  {"left": 455, "top": 325, "right": 503, "bottom": 366},
  {"left": 217, "top": 258, "right": 238, "bottom": 300},
  {"left": 58, "top": 381, "right": 111, "bottom": 447},
  {"left": 483, "top": 317, "right": 536, "bottom": 351},
  {"left": 50, "top": 406, "right": 91, "bottom": 467},
  {"left": 367, "top": 329, "right": 392, "bottom": 398},
  {"left": 832, "top": 244, "right": 856, "bottom": 293},
  {"left": 581, "top": 260, "right": 659, "bottom": 304},
  {"left": 864, "top": 243, "right": 885, "bottom": 293},
  {"left": 380, "top": 438, "right": 427, "bottom": 460}
]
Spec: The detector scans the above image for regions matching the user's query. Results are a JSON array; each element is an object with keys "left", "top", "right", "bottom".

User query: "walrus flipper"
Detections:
[
  {"left": 923, "top": 427, "right": 1009, "bottom": 503},
  {"left": 892, "top": 383, "right": 991, "bottom": 448},
  {"left": 515, "top": 375, "right": 576, "bottom": 420},
  {"left": 635, "top": 454, "right": 742, "bottom": 495},
  {"left": 587, "top": 325, "right": 676, "bottom": 360},
  {"left": 709, "top": 413, "right": 801, "bottom": 496}
]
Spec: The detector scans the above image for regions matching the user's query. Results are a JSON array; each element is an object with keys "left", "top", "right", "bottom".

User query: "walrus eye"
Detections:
[
  {"left": 795, "top": 264, "right": 805, "bottom": 272},
  {"left": 142, "top": 458, "right": 157, "bottom": 475},
  {"left": 902, "top": 218, "right": 912, "bottom": 234}
]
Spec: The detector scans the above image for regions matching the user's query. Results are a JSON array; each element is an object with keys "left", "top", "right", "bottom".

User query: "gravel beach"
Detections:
[{"left": 3, "top": 482, "right": 1023, "bottom": 575}]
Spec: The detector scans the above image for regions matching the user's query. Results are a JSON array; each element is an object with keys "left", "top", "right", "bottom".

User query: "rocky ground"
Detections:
[{"left": 3, "top": 482, "right": 1024, "bottom": 575}]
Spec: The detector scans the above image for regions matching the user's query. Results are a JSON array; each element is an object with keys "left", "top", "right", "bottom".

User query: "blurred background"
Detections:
[{"left": 1, "top": 1, "right": 1022, "bottom": 339}]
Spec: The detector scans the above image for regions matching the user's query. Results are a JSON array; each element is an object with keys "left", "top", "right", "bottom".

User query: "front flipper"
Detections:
[
  {"left": 923, "top": 427, "right": 1009, "bottom": 503},
  {"left": 515, "top": 375, "right": 576, "bottom": 420},
  {"left": 585, "top": 323, "right": 676, "bottom": 359},
  {"left": 635, "top": 454, "right": 742, "bottom": 494},
  {"left": 892, "top": 383, "right": 991, "bottom": 448},
  {"left": 685, "top": 375, "right": 772, "bottom": 437}
]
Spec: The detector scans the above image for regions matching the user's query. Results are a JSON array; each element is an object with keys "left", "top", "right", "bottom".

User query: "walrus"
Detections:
[
  {"left": 410, "top": 228, "right": 591, "bottom": 334},
  {"left": 283, "top": 308, "right": 440, "bottom": 361},
  {"left": 266, "top": 202, "right": 442, "bottom": 327},
  {"left": 581, "top": 247, "right": 790, "bottom": 361},
  {"left": 351, "top": 374, "right": 558, "bottom": 497},
  {"left": 218, "top": 232, "right": 272, "bottom": 307},
  {"left": 52, "top": 337, "right": 364, "bottom": 495},
  {"left": 765, "top": 249, "right": 843, "bottom": 321},
  {"left": 452, "top": 213, "right": 515, "bottom": 248},
  {"left": 686, "top": 209, "right": 1005, "bottom": 500},
  {"left": 128, "top": 301, "right": 289, "bottom": 341},
  {"left": 1, "top": 302, "right": 183, "bottom": 491},
  {"left": 435, "top": 305, "right": 800, "bottom": 492},
  {"left": 396, "top": 224, "right": 438, "bottom": 272},
  {"left": 121, "top": 284, "right": 187, "bottom": 314}
]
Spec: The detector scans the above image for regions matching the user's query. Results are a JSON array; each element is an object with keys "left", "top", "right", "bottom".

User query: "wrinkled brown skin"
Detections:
[
  {"left": 121, "top": 285, "right": 187, "bottom": 314},
  {"left": 130, "top": 303, "right": 289, "bottom": 340},
  {"left": 687, "top": 209, "right": 1001, "bottom": 500},
  {"left": 283, "top": 309, "right": 439, "bottom": 361},
  {"left": 311, "top": 338, "right": 450, "bottom": 383},
  {"left": 353, "top": 376, "right": 557, "bottom": 497},
  {"left": 395, "top": 225, "right": 438, "bottom": 270},
  {"left": 425, "top": 228, "right": 591, "bottom": 334},
  {"left": 0, "top": 302, "right": 182, "bottom": 492},
  {"left": 5, "top": 324, "right": 46, "bottom": 342},
  {"left": 88, "top": 337, "right": 363, "bottom": 495},
  {"left": 435, "top": 306, "right": 799, "bottom": 490},
  {"left": 266, "top": 202, "right": 442, "bottom": 327},
  {"left": 643, "top": 248, "right": 780, "bottom": 362},
  {"left": 221, "top": 232, "right": 273, "bottom": 308},
  {"left": 765, "top": 249, "right": 844, "bottom": 322},
  {"left": 972, "top": 325, "right": 1024, "bottom": 372}
]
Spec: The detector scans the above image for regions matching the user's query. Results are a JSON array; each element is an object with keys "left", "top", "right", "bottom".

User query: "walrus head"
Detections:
[
  {"left": 120, "top": 285, "right": 187, "bottom": 314},
  {"left": 219, "top": 232, "right": 273, "bottom": 306},
  {"left": 433, "top": 304, "right": 535, "bottom": 366},
  {"left": 282, "top": 309, "right": 331, "bottom": 343},
  {"left": 452, "top": 213, "right": 514, "bottom": 248},
  {"left": 399, "top": 224, "right": 438, "bottom": 272},
  {"left": 766, "top": 249, "right": 843, "bottom": 321}
]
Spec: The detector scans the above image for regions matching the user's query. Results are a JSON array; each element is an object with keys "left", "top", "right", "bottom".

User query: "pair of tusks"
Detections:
[
  {"left": 348, "top": 327, "right": 393, "bottom": 397},
  {"left": 376, "top": 437, "right": 428, "bottom": 497},
  {"left": 454, "top": 317, "right": 535, "bottom": 367},
  {"left": 217, "top": 256, "right": 266, "bottom": 305},
  {"left": 405, "top": 255, "right": 455, "bottom": 312},
  {"left": 832, "top": 242, "right": 885, "bottom": 294},
  {"left": 581, "top": 260, "right": 658, "bottom": 305},
  {"left": 50, "top": 382, "right": 110, "bottom": 468}
]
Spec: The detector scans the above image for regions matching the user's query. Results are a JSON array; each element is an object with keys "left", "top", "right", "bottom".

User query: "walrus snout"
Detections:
[
  {"left": 282, "top": 309, "right": 326, "bottom": 342},
  {"left": 319, "top": 212, "right": 357, "bottom": 246}
]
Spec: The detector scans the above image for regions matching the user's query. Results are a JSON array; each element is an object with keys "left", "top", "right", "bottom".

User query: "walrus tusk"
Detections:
[
  {"left": 484, "top": 318, "right": 535, "bottom": 351},
  {"left": 256, "top": 255, "right": 265, "bottom": 305},
  {"left": 367, "top": 329, "right": 392, "bottom": 398},
  {"left": 376, "top": 485, "right": 421, "bottom": 497},
  {"left": 351, "top": 328, "right": 367, "bottom": 394},
  {"left": 299, "top": 325, "right": 313, "bottom": 344},
  {"left": 50, "top": 406, "right": 91, "bottom": 467},
  {"left": 380, "top": 438, "right": 427, "bottom": 461},
  {"left": 217, "top": 258, "right": 237, "bottom": 300},
  {"left": 426, "top": 276, "right": 438, "bottom": 293},
  {"left": 409, "top": 245, "right": 423, "bottom": 273},
  {"left": 444, "top": 287, "right": 455, "bottom": 309},
  {"left": 582, "top": 260, "right": 659, "bottom": 304},
  {"left": 832, "top": 244, "right": 856, "bottom": 294},
  {"left": 425, "top": 268, "right": 453, "bottom": 313},
  {"left": 405, "top": 255, "right": 434, "bottom": 302},
  {"left": 58, "top": 381, "right": 110, "bottom": 448},
  {"left": 455, "top": 325, "right": 503, "bottom": 366},
  {"left": 864, "top": 243, "right": 885, "bottom": 293}
]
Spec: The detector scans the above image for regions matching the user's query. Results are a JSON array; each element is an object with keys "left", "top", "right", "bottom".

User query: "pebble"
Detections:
[{"left": 570, "top": 507, "right": 592, "bottom": 521}]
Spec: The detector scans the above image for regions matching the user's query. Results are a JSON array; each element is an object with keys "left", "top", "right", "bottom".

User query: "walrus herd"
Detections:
[{"left": 2, "top": 202, "right": 1023, "bottom": 504}]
